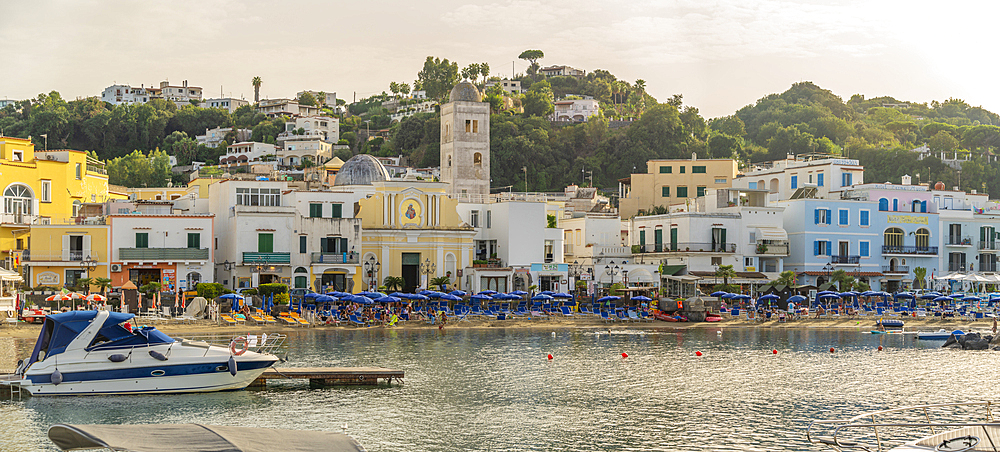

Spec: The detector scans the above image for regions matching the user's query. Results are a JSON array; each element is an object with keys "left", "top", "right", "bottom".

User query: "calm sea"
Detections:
[{"left": 1, "top": 326, "right": 998, "bottom": 451}]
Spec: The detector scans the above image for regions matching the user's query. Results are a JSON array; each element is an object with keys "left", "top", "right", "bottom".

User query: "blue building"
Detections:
[{"left": 778, "top": 198, "right": 881, "bottom": 290}]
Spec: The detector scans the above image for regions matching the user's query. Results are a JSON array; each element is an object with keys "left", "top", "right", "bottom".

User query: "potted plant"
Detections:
[
  {"left": 473, "top": 259, "right": 488, "bottom": 268},
  {"left": 756, "top": 243, "right": 768, "bottom": 254}
]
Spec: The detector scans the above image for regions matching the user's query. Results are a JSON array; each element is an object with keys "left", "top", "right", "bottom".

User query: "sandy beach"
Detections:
[{"left": 0, "top": 315, "right": 992, "bottom": 340}]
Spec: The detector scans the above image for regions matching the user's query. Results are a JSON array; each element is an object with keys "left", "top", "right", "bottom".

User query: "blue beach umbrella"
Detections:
[
  {"left": 440, "top": 294, "right": 462, "bottom": 302},
  {"left": 596, "top": 295, "right": 620, "bottom": 303},
  {"left": 711, "top": 291, "right": 727, "bottom": 297},
  {"left": 510, "top": 290, "right": 529, "bottom": 296},
  {"left": 632, "top": 296, "right": 653, "bottom": 302},
  {"left": 933, "top": 296, "right": 952, "bottom": 302},
  {"left": 449, "top": 290, "right": 467, "bottom": 297},
  {"left": 552, "top": 293, "right": 573, "bottom": 299},
  {"left": 419, "top": 290, "right": 436, "bottom": 295},
  {"left": 721, "top": 293, "right": 736, "bottom": 299},
  {"left": 409, "top": 294, "right": 430, "bottom": 301},
  {"left": 266, "top": 296, "right": 274, "bottom": 314},
  {"left": 787, "top": 295, "right": 807, "bottom": 304},
  {"left": 817, "top": 290, "right": 838, "bottom": 296},
  {"left": 479, "top": 290, "right": 499, "bottom": 295},
  {"left": 962, "top": 296, "right": 982, "bottom": 302},
  {"left": 732, "top": 294, "right": 751, "bottom": 300},
  {"left": 315, "top": 295, "right": 336, "bottom": 303},
  {"left": 540, "top": 291, "right": 555, "bottom": 296},
  {"left": 375, "top": 296, "right": 401, "bottom": 303},
  {"left": 390, "top": 292, "right": 408, "bottom": 298},
  {"left": 352, "top": 295, "right": 374, "bottom": 305},
  {"left": 817, "top": 293, "right": 841, "bottom": 300},
  {"left": 758, "top": 294, "right": 780, "bottom": 302},
  {"left": 426, "top": 292, "right": 446, "bottom": 299},
  {"left": 471, "top": 294, "right": 493, "bottom": 301},
  {"left": 531, "top": 294, "right": 553, "bottom": 301}
]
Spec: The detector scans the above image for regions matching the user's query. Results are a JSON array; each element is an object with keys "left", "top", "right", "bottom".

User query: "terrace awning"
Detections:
[{"left": 755, "top": 227, "right": 788, "bottom": 241}]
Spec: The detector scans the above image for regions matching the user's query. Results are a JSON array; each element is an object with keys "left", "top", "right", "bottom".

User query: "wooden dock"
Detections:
[{"left": 249, "top": 367, "right": 404, "bottom": 388}]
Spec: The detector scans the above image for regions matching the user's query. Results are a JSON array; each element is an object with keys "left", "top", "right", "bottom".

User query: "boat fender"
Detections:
[
  {"left": 108, "top": 354, "right": 128, "bottom": 362},
  {"left": 148, "top": 350, "right": 168, "bottom": 361},
  {"left": 51, "top": 369, "right": 63, "bottom": 385},
  {"left": 229, "top": 336, "right": 249, "bottom": 356},
  {"left": 228, "top": 356, "right": 238, "bottom": 377}
]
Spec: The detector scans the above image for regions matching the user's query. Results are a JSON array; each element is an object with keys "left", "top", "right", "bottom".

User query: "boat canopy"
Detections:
[{"left": 26, "top": 311, "right": 172, "bottom": 366}]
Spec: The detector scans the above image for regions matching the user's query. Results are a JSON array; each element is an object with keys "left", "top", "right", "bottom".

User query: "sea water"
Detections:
[{"left": 1, "top": 327, "right": 999, "bottom": 451}]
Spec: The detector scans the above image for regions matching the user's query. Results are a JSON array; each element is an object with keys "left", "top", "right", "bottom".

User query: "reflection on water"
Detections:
[{"left": 2, "top": 327, "right": 999, "bottom": 451}]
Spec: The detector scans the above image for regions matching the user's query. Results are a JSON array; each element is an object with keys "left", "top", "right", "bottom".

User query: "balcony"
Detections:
[
  {"left": 980, "top": 241, "right": 999, "bottom": 252},
  {"left": 831, "top": 255, "right": 860, "bottom": 265},
  {"left": 882, "top": 265, "right": 910, "bottom": 274},
  {"left": 948, "top": 264, "right": 966, "bottom": 272},
  {"left": 120, "top": 248, "right": 210, "bottom": 261},
  {"left": 882, "top": 246, "right": 938, "bottom": 255},
  {"left": 635, "top": 242, "right": 736, "bottom": 253},
  {"left": 947, "top": 236, "right": 973, "bottom": 247},
  {"left": 0, "top": 213, "right": 40, "bottom": 225},
  {"left": 242, "top": 252, "right": 290, "bottom": 264},
  {"left": 755, "top": 240, "right": 789, "bottom": 255},
  {"left": 23, "top": 250, "right": 92, "bottom": 262},
  {"left": 310, "top": 252, "right": 359, "bottom": 264}
]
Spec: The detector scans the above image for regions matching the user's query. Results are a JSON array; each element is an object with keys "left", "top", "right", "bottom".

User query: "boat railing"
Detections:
[
  {"left": 807, "top": 401, "right": 997, "bottom": 451},
  {"left": 175, "top": 333, "right": 287, "bottom": 356}
]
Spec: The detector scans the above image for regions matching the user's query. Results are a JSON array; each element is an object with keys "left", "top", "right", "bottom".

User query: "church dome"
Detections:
[
  {"left": 333, "top": 154, "right": 390, "bottom": 186},
  {"left": 934, "top": 181, "right": 945, "bottom": 190},
  {"left": 449, "top": 81, "right": 482, "bottom": 103}
]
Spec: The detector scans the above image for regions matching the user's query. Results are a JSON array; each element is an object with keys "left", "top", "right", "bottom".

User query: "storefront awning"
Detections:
[
  {"left": 664, "top": 274, "right": 701, "bottom": 281},
  {"left": 755, "top": 227, "right": 788, "bottom": 241}
]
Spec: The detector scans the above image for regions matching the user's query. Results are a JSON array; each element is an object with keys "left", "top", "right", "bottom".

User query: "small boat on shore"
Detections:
[
  {"left": 808, "top": 401, "right": 1000, "bottom": 451},
  {"left": 875, "top": 319, "right": 905, "bottom": 329},
  {"left": 917, "top": 329, "right": 965, "bottom": 341},
  {"left": 4, "top": 310, "right": 281, "bottom": 396}
]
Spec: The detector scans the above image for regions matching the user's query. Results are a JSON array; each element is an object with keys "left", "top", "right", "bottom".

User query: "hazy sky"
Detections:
[{"left": 2, "top": 0, "right": 997, "bottom": 118}]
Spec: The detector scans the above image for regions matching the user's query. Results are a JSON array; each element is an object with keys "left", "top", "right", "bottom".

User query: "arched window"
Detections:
[
  {"left": 884, "top": 227, "right": 904, "bottom": 251},
  {"left": 186, "top": 272, "right": 202, "bottom": 286},
  {"left": 294, "top": 267, "right": 308, "bottom": 274},
  {"left": 4, "top": 184, "right": 33, "bottom": 218},
  {"left": 769, "top": 178, "right": 779, "bottom": 193},
  {"left": 473, "top": 152, "right": 482, "bottom": 166},
  {"left": 447, "top": 155, "right": 452, "bottom": 167},
  {"left": 915, "top": 228, "right": 930, "bottom": 250},
  {"left": 878, "top": 198, "right": 889, "bottom": 211}
]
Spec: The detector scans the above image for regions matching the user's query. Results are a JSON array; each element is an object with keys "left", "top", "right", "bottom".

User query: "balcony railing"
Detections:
[
  {"left": 882, "top": 265, "right": 910, "bottom": 274},
  {"left": 831, "top": 255, "right": 860, "bottom": 264},
  {"left": 755, "top": 240, "right": 789, "bottom": 255},
  {"left": 635, "top": 242, "right": 736, "bottom": 253},
  {"left": 23, "top": 250, "right": 92, "bottom": 262},
  {"left": 882, "top": 245, "right": 938, "bottom": 255},
  {"left": 0, "top": 213, "right": 40, "bottom": 225},
  {"left": 947, "top": 236, "right": 973, "bottom": 246},
  {"left": 980, "top": 241, "right": 999, "bottom": 251},
  {"left": 310, "top": 252, "right": 359, "bottom": 264},
  {"left": 243, "top": 252, "right": 291, "bottom": 264},
  {"left": 120, "top": 248, "right": 210, "bottom": 261}
]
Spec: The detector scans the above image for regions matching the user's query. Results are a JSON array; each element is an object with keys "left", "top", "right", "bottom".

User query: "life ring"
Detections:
[
  {"left": 6, "top": 310, "right": 13, "bottom": 318},
  {"left": 229, "top": 336, "right": 248, "bottom": 356}
]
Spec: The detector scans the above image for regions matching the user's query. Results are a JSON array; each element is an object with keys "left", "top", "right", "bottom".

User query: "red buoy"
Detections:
[
  {"left": 547, "top": 354, "right": 553, "bottom": 360},
  {"left": 829, "top": 347, "right": 835, "bottom": 353},
  {"left": 621, "top": 352, "right": 628, "bottom": 358},
  {"left": 695, "top": 351, "right": 703, "bottom": 357},
  {"left": 877, "top": 346, "right": 883, "bottom": 351},
  {"left": 772, "top": 349, "right": 778, "bottom": 354}
]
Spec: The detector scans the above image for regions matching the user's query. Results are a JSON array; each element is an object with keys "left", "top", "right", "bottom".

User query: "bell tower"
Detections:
[{"left": 440, "top": 81, "right": 490, "bottom": 199}]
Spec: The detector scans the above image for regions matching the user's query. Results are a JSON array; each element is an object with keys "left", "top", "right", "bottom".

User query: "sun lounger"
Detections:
[
  {"left": 627, "top": 310, "right": 641, "bottom": 322},
  {"left": 220, "top": 315, "right": 237, "bottom": 326},
  {"left": 348, "top": 314, "right": 366, "bottom": 327},
  {"left": 600, "top": 310, "right": 614, "bottom": 323},
  {"left": 560, "top": 306, "right": 575, "bottom": 317}
]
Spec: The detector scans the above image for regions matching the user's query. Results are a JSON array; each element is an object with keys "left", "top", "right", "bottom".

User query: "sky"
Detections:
[{"left": 2, "top": 0, "right": 999, "bottom": 118}]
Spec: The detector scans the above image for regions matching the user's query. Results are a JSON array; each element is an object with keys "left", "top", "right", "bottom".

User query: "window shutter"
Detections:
[
  {"left": 82, "top": 235, "right": 92, "bottom": 259},
  {"left": 341, "top": 238, "right": 348, "bottom": 253},
  {"left": 826, "top": 209, "right": 832, "bottom": 224},
  {"left": 814, "top": 209, "right": 820, "bottom": 224},
  {"left": 720, "top": 229, "right": 727, "bottom": 246},
  {"left": 331, "top": 204, "right": 342, "bottom": 218},
  {"left": 827, "top": 241, "right": 832, "bottom": 254},
  {"left": 814, "top": 241, "right": 820, "bottom": 256},
  {"left": 860, "top": 242, "right": 869, "bottom": 257},
  {"left": 299, "top": 236, "right": 307, "bottom": 254}
]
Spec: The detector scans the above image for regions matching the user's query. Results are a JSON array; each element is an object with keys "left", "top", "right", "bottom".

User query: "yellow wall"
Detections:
[
  {"left": 620, "top": 158, "right": 739, "bottom": 218},
  {"left": 187, "top": 178, "right": 217, "bottom": 199},
  {"left": 126, "top": 187, "right": 189, "bottom": 201},
  {"left": 0, "top": 137, "right": 115, "bottom": 267},
  {"left": 25, "top": 225, "right": 110, "bottom": 291}
]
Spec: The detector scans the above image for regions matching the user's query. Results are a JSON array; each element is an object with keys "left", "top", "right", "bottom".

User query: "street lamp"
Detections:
[
  {"left": 822, "top": 263, "right": 834, "bottom": 288},
  {"left": 364, "top": 256, "right": 381, "bottom": 291},
  {"left": 80, "top": 255, "right": 97, "bottom": 294},
  {"left": 604, "top": 260, "right": 620, "bottom": 287},
  {"left": 420, "top": 258, "right": 436, "bottom": 289},
  {"left": 221, "top": 260, "right": 234, "bottom": 271}
]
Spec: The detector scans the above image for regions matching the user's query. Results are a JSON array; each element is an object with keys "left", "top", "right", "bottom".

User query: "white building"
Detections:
[
  {"left": 219, "top": 142, "right": 277, "bottom": 166},
  {"left": 158, "top": 80, "right": 203, "bottom": 107},
  {"left": 196, "top": 127, "right": 251, "bottom": 148},
  {"left": 101, "top": 84, "right": 151, "bottom": 105},
  {"left": 540, "top": 65, "right": 585, "bottom": 77},
  {"left": 484, "top": 79, "right": 522, "bottom": 95},
  {"left": 552, "top": 98, "right": 600, "bottom": 122},
  {"left": 733, "top": 156, "right": 865, "bottom": 201},
  {"left": 560, "top": 213, "right": 658, "bottom": 293},
  {"left": 257, "top": 99, "right": 321, "bottom": 117},
  {"left": 297, "top": 90, "right": 337, "bottom": 106},
  {"left": 278, "top": 139, "right": 332, "bottom": 167},
  {"left": 277, "top": 116, "right": 339, "bottom": 144},
  {"left": 0, "top": 99, "right": 17, "bottom": 109},
  {"left": 108, "top": 213, "right": 215, "bottom": 292},
  {"left": 286, "top": 190, "right": 362, "bottom": 292},
  {"left": 202, "top": 97, "right": 249, "bottom": 113}
]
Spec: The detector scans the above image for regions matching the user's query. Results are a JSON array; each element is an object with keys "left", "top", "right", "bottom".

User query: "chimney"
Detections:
[
  {"left": 691, "top": 152, "right": 697, "bottom": 161},
  {"left": 901, "top": 175, "right": 911, "bottom": 185},
  {"left": 183, "top": 80, "right": 188, "bottom": 87}
]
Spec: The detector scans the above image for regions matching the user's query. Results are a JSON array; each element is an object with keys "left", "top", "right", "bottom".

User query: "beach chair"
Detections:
[
  {"left": 915, "top": 308, "right": 927, "bottom": 318},
  {"left": 516, "top": 305, "right": 530, "bottom": 317},
  {"left": 290, "top": 312, "right": 310, "bottom": 326},
  {"left": 600, "top": 310, "right": 615, "bottom": 323},
  {"left": 729, "top": 308, "right": 740, "bottom": 319},
  {"left": 615, "top": 309, "right": 629, "bottom": 322},
  {"left": 277, "top": 313, "right": 298, "bottom": 326},
  {"left": 627, "top": 310, "right": 641, "bottom": 322},
  {"left": 579, "top": 304, "right": 594, "bottom": 316},
  {"left": 778, "top": 312, "right": 787, "bottom": 323},
  {"left": 348, "top": 314, "right": 366, "bottom": 327},
  {"left": 220, "top": 315, "right": 237, "bottom": 326},
  {"left": 560, "top": 306, "right": 575, "bottom": 317}
]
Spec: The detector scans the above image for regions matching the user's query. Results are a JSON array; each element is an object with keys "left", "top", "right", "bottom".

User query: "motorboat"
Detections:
[
  {"left": 47, "top": 423, "right": 365, "bottom": 451},
  {"left": 5, "top": 310, "right": 281, "bottom": 396},
  {"left": 917, "top": 329, "right": 965, "bottom": 341},
  {"left": 876, "top": 319, "right": 906, "bottom": 329},
  {"left": 808, "top": 401, "right": 1000, "bottom": 451}
]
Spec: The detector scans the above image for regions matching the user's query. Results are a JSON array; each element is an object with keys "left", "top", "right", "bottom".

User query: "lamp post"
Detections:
[
  {"left": 80, "top": 254, "right": 97, "bottom": 294},
  {"left": 604, "top": 260, "right": 620, "bottom": 291},
  {"left": 364, "top": 256, "right": 381, "bottom": 291},
  {"left": 420, "top": 258, "right": 436, "bottom": 289},
  {"left": 822, "top": 263, "right": 834, "bottom": 288}
]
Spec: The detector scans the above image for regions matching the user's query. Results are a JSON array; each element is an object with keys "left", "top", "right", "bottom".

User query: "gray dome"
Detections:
[
  {"left": 449, "top": 81, "right": 482, "bottom": 102},
  {"left": 333, "top": 154, "right": 390, "bottom": 186}
]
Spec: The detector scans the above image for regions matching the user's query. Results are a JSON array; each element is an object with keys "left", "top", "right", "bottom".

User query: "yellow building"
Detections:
[
  {"left": 357, "top": 180, "right": 475, "bottom": 292},
  {"left": 23, "top": 224, "right": 110, "bottom": 292},
  {"left": 125, "top": 186, "right": 190, "bottom": 201},
  {"left": 0, "top": 136, "right": 122, "bottom": 272},
  {"left": 618, "top": 155, "right": 739, "bottom": 218}
]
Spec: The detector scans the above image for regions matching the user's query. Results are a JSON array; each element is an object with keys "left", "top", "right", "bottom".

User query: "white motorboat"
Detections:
[
  {"left": 6, "top": 310, "right": 280, "bottom": 396},
  {"left": 809, "top": 401, "right": 1000, "bottom": 451}
]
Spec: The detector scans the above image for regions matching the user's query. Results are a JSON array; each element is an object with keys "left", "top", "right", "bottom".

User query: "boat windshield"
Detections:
[{"left": 86, "top": 324, "right": 175, "bottom": 351}]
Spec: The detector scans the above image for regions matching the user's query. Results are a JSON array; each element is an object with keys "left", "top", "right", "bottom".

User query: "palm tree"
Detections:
[
  {"left": 383, "top": 276, "right": 404, "bottom": 292},
  {"left": 430, "top": 276, "right": 450, "bottom": 290},
  {"left": 251, "top": 76, "right": 262, "bottom": 103},
  {"left": 95, "top": 277, "right": 113, "bottom": 296},
  {"left": 775, "top": 270, "right": 796, "bottom": 287}
]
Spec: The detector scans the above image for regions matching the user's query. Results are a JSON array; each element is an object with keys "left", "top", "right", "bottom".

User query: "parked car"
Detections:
[{"left": 289, "top": 288, "right": 315, "bottom": 302}]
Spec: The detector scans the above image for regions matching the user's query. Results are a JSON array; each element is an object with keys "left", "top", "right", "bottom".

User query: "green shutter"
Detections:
[
  {"left": 258, "top": 233, "right": 274, "bottom": 253},
  {"left": 679, "top": 166, "right": 685, "bottom": 173},
  {"left": 692, "top": 166, "right": 706, "bottom": 173},
  {"left": 677, "top": 186, "right": 688, "bottom": 197},
  {"left": 721, "top": 229, "right": 727, "bottom": 246},
  {"left": 331, "top": 204, "right": 342, "bottom": 218},
  {"left": 340, "top": 238, "right": 348, "bottom": 253},
  {"left": 136, "top": 233, "right": 148, "bottom": 249},
  {"left": 187, "top": 233, "right": 200, "bottom": 249},
  {"left": 310, "top": 204, "right": 322, "bottom": 218},
  {"left": 299, "top": 236, "right": 307, "bottom": 253},
  {"left": 661, "top": 186, "right": 670, "bottom": 197},
  {"left": 697, "top": 186, "right": 706, "bottom": 197},
  {"left": 639, "top": 230, "right": 645, "bottom": 245},
  {"left": 670, "top": 228, "right": 678, "bottom": 251},
  {"left": 659, "top": 166, "right": 671, "bottom": 173},
  {"left": 654, "top": 228, "right": 663, "bottom": 252}
]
